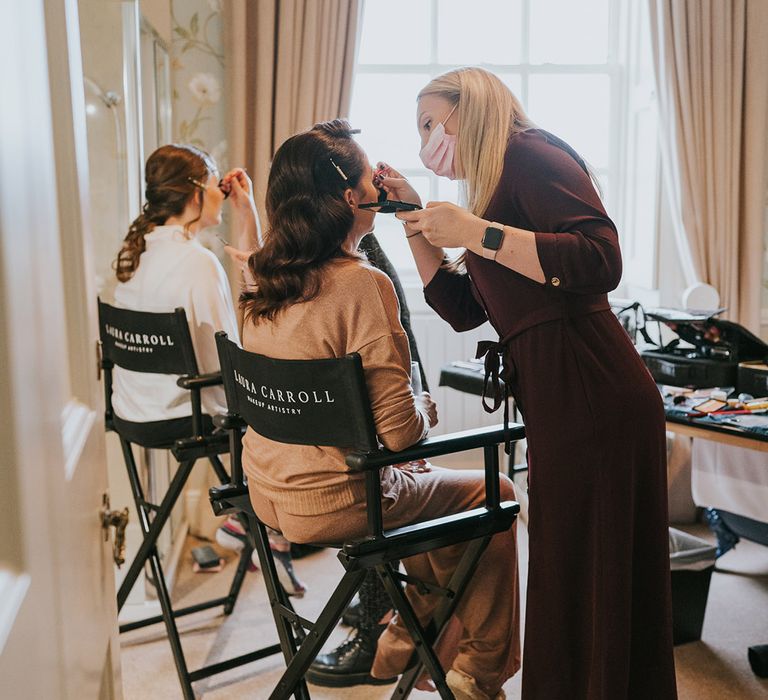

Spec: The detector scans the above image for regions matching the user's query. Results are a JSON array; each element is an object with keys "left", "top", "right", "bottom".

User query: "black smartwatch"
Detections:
[{"left": 481, "top": 223, "right": 505, "bottom": 260}]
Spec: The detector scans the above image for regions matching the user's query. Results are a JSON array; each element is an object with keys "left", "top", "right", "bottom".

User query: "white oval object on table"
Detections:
[{"left": 682, "top": 283, "right": 720, "bottom": 313}]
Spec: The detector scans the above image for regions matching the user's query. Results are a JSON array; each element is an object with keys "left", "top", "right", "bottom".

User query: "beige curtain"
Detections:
[
  {"left": 648, "top": 0, "right": 768, "bottom": 331},
  {"left": 225, "top": 0, "right": 362, "bottom": 232}
]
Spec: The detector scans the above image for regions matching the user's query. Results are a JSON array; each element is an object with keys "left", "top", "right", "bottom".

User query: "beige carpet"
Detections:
[{"left": 120, "top": 522, "right": 768, "bottom": 699}]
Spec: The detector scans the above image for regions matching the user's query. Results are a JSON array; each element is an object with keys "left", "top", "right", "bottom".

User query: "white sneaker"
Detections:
[
  {"left": 215, "top": 516, "right": 248, "bottom": 551},
  {"left": 215, "top": 516, "right": 258, "bottom": 573}
]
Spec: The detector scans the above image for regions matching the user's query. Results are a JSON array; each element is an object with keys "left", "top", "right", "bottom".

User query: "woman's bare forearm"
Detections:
[
  {"left": 407, "top": 230, "right": 444, "bottom": 285},
  {"left": 463, "top": 220, "right": 545, "bottom": 283},
  {"left": 233, "top": 205, "right": 262, "bottom": 251}
]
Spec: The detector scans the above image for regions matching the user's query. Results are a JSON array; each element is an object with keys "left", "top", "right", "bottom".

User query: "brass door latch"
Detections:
[{"left": 101, "top": 493, "right": 129, "bottom": 568}]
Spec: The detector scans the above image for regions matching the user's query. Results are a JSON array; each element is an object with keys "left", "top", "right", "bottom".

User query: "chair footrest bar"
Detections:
[
  {"left": 119, "top": 596, "right": 230, "bottom": 633},
  {"left": 392, "top": 571, "right": 454, "bottom": 598},
  {"left": 187, "top": 644, "right": 283, "bottom": 682},
  {"left": 275, "top": 603, "right": 315, "bottom": 631}
]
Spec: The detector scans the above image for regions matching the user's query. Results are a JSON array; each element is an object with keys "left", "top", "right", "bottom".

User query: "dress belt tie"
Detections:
[
  {"left": 475, "top": 339, "right": 513, "bottom": 454},
  {"left": 474, "top": 297, "right": 609, "bottom": 455}
]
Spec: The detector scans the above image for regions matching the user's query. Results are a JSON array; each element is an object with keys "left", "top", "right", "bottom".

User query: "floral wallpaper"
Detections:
[
  {"left": 171, "top": 0, "right": 227, "bottom": 170},
  {"left": 171, "top": 0, "right": 228, "bottom": 248}
]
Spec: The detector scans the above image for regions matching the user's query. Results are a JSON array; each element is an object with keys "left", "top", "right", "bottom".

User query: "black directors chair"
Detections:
[
  {"left": 209, "top": 331, "right": 525, "bottom": 699},
  {"left": 97, "top": 300, "right": 282, "bottom": 700}
]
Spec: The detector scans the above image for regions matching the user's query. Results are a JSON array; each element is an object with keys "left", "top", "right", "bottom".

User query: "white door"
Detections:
[{"left": 0, "top": 1, "right": 122, "bottom": 698}]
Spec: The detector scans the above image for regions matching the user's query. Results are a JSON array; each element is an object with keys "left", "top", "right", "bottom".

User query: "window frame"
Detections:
[{"left": 351, "top": 0, "right": 648, "bottom": 287}]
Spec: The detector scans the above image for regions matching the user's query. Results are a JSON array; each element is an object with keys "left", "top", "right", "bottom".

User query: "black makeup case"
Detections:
[
  {"left": 639, "top": 311, "right": 768, "bottom": 390},
  {"left": 738, "top": 362, "right": 768, "bottom": 398}
]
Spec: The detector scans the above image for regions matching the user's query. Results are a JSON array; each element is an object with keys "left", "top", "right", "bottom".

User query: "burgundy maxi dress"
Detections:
[{"left": 424, "top": 129, "right": 677, "bottom": 699}]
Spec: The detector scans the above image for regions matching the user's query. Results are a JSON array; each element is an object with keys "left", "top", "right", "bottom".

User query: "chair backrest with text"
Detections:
[
  {"left": 215, "top": 331, "right": 379, "bottom": 454},
  {"left": 97, "top": 298, "right": 198, "bottom": 376},
  {"left": 97, "top": 298, "right": 207, "bottom": 440}
]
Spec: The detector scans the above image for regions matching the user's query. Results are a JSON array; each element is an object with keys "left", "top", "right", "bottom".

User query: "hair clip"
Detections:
[
  {"left": 329, "top": 157, "right": 348, "bottom": 181},
  {"left": 187, "top": 176, "right": 207, "bottom": 190}
]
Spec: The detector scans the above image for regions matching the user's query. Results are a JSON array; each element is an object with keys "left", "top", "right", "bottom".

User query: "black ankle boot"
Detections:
[
  {"left": 341, "top": 599, "right": 362, "bottom": 627},
  {"left": 305, "top": 625, "right": 395, "bottom": 687}
]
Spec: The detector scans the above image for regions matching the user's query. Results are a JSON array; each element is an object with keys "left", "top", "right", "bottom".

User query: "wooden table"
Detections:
[{"left": 664, "top": 415, "right": 768, "bottom": 452}]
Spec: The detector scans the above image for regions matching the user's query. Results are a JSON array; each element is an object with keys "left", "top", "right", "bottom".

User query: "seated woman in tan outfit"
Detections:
[{"left": 239, "top": 119, "right": 520, "bottom": 700}]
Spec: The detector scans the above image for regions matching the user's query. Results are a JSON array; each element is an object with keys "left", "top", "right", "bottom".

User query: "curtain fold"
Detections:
[
  {"left": 738, "top": 1, "right": 768, "bottom": 333},
  {"left": 648, "top": 0, "right": 768, "bottom": 331},
  {"left": 225, "top": 0, "right": 361, "bottom": 233}
]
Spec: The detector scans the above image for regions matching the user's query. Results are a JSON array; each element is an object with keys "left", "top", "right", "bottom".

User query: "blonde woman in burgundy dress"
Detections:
[{"left": 385, "top": 67, "right": 677, "bottom": 700}]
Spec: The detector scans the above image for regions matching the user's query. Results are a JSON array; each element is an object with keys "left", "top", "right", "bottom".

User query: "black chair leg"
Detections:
[
  {"left": 393, "top": 536, "right": 490, "bottom": 699},
  {"left": 118, "top": 439, "right": 195, "bottom": 700},
  {"left": 224, "top": 543, "right": 253, "bottom": 615},
  {"left": 376, "top": 564, "right": 454, "bottom": 700},
  {"left": 117, "top": 439, "right": 197, "bottom": 610},
  {"left": 117, "top": 440, "right": 277, "bottom": 698},
  {"left": 206, "top": 453, "right": 254, "bottom": 616},
  {"left": 208, "top": 454, "right": 231, "bottom": 484},
  {"left": 249, "top": 517, "right": 311, "bottom": 699},
  {"left": 266, "top": 562, "right": 367, "bottom": 700},
  {"left": 147, "top": 546, "right": 196, "bottom": 700}
]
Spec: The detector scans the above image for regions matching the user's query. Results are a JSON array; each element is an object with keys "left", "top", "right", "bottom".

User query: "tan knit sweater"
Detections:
[{"left": 241, "top": 257, "right": 429, "bottom": 515}]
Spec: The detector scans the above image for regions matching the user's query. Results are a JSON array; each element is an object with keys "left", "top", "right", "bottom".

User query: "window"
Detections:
[{"left": 349, "top": 0, "right": 657, "bottom": 286}]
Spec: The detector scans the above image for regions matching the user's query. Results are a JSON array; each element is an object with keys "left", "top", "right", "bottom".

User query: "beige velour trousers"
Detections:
[{"left": 249, "top": 466, "right": 521, "bottom": 695}]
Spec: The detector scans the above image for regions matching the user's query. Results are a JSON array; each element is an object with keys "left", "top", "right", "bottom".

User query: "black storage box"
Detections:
[
  {"left": 640, "top": 310, "right": 768, "bottom": 390},
  {"left": 738, "top": 362, "right": 768, "bottom": 398},
  {"left": 642, "top": 350, "right": 737, "bottom": 388},
  {"left": 669, "top": 528, "right": 717, "bottom": 645}
]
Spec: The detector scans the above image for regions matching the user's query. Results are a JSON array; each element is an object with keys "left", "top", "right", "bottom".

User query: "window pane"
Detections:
[
  {"left": 498, "top": 73, "right": 524, "bottom": 105},
  {"left": 437, "top": 177, "right": 460, "bottom": 204},
  {"left": 406, "top": 175, "right": 431, "bottom": 207},
  {"left": 529, "top": 0, "right": 609, "bottom": 64},
  {"left": 528, "top": 74, "right": 610, "bottom": 168},
  {"left": 437, "top": 0, "right": 522, "bottom": 65},
  {"left": 370, "top": 217, "right": 413, "bottom": 270},
  {"left": 350, "top": 73, "right": 431, "bottom": 169},
  {"left": 358, "top": 0, "right": 432, "bottom": 64}
]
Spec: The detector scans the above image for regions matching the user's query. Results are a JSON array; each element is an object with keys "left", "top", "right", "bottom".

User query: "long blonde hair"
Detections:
[{"left": 418, "top": 67, "right": 534, "bottom": 217}]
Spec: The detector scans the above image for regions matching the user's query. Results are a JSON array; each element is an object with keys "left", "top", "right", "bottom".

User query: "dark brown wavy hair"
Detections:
[
  {"left": 241, "top": 119, "right": 366, "bottom": 322},
  {"left": 114, "top": 144, "right": 216, "bottom": 282}
]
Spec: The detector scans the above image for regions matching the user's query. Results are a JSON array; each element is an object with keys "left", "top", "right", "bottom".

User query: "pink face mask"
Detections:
[{"left": 419, "top": 104, "right": 458, "bottom": 179}]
